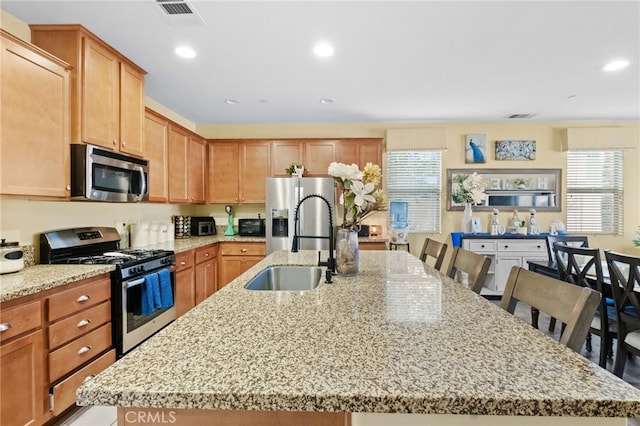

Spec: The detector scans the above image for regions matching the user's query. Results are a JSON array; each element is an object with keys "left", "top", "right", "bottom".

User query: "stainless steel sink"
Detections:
[{"left": 244, "top": 266, "right": 323, "bottom": 291}]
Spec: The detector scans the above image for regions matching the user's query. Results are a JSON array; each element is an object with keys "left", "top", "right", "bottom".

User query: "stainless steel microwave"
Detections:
[{"left": 71, "top": 144, "right": 149, "bottom": 202}]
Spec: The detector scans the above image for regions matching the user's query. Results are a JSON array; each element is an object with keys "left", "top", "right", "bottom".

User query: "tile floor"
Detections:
[{"left": 56, "top": 301, "right": 640, "bottom": 425}]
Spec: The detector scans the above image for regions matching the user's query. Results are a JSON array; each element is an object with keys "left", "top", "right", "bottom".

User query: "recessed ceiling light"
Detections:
[
  {"left": 313, "top": 42, "right": 334, "bottom": 57},
  {"left": 225, "top": 99, "right": 239, "bottom": 105},
  {"left": 319, "top": 98, "right": 334, "bottom": 104},
  {"left": 603, "top": 59, "right": 629, "bottom": 72},
  {"left": 175, "top": 46, "right": 196, "bottom": 59}
]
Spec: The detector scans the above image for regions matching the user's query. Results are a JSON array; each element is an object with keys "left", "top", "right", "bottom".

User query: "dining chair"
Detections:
[
  {"left": 500, "top": 266, "right": 601, "bottom": 353},
  {"left": 546, "top": 235, "right": 589, "bottom": 264},
  {"left": 605, "top": 250, "right": 640, "bottom": 378},
  {"left": 540, "top": 235, "right": 590, "bottom": 333},
  {"left": 446, "top": 247, "right": 491, "bottom": 294},
  {"left": 554, "top": 244, "right": 616, "bottom": 368},
  {"left": 419, "top": 238, "right": 448, "bottom": 271}
]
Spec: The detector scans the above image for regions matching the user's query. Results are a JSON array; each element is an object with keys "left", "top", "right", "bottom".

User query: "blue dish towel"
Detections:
[
  {"left": 158, "top": 268, "right": 174, "bottom": 309},
  {"left": 141, "top": 272, "right": 160, "bottom": 316}
]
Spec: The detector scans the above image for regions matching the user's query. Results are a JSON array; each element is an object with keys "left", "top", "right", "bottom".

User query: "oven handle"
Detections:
[
  {"left": 124, "top": 277, "right": 146, "bottom": 289},
  {"left": 123, "top": 266, "right": 175, "bottom": 289}
]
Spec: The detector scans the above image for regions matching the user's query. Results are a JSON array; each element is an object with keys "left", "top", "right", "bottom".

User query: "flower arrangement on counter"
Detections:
[
  {"left": 328, "top": 162, "right": 386, "bottom": 231},
  {"left": 452, "top": 172, "right": 487, "bottom": 205}
]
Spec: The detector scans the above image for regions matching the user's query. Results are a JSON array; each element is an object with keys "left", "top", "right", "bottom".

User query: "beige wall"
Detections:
[{"left": 2, "top": 9, "right": 638, "bottom": 257}]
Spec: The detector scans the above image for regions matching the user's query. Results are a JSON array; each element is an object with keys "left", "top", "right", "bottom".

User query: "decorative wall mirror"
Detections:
[{"left": 447, "top": 168, "right": 562, "bottom": 211}]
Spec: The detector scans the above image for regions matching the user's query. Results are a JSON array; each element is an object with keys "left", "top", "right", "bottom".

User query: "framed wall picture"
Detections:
[
  {"left": 495, "top": 140, "right": 536, "bottom": 160},
  {"left": 465, "top": 134, "right": 486, "bottom": 164}
]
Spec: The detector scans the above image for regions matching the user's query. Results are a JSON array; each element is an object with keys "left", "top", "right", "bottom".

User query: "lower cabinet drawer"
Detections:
[
  {"left": 497, "top": 240, "right": 547, "bottom": 253},
  {"left": 49, "top": 323, "right": 112, "bottom": 383},
  {"left": 51, "top": 349, "right": 115, "bottom": 416},
  {"left": 0, "top": 300, "right": 42, "bottom": 343},
  {"left": 466, "top": 240, "right": 497, "bottom": 253},
  {"left": 48, "top": 301, "right": 110, "bottom": 350},
  {"left": 220, "top": 242, "right": 266, "bottom": 256}
]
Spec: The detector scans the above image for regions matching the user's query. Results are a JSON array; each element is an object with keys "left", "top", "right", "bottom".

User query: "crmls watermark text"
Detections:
[{"left": 124, "top": 410, "right": 177, "bottom": 424}]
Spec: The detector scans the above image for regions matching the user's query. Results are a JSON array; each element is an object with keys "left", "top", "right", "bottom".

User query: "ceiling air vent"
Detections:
[
  {"left": 505, "top": 113, "right": 536, "bottom": 119},
  {"left": 155, "top": 0, "right": 205, "bottom": 25}
]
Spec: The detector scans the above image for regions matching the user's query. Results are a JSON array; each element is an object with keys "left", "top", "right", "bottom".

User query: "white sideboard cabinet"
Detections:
[{"left": 461, "top": 237, "right": 548, "bottom": 296}]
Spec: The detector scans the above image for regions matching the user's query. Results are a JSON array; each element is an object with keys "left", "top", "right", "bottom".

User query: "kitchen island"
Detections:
[{"left": 77, "top": 250, "right": 640, "bottom": 425}]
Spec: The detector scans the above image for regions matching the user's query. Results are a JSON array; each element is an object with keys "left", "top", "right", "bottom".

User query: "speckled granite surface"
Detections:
[
  {"left": 0, "top": 264, "right": 114, "bottom": 302},
  {"left": 77, "top": 250, "right": 640, "bottom": 417}
]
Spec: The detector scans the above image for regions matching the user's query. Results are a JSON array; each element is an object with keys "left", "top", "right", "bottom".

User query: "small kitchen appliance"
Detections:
[
  {"left": 174, "top": 216, "right": 191, "bottom": 239},
  {"left": 40, "top": 227, "right": 176, "bottom": 357},
  {"left": 0, "top": 239, "right": 24, "bottom": 274},
  {"left": 238, "top": 217, "right": 265, "bottom": 237},
  {"left": 70, "top": 143, "right": 149, "bottom": 202},
  {"left": 191, "top": 216, "right": 217, "bottom": 236}
]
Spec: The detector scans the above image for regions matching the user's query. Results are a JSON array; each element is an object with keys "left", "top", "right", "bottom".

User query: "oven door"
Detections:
[{"left": 118, "top": 265, "right": 176, "bottom": 356}]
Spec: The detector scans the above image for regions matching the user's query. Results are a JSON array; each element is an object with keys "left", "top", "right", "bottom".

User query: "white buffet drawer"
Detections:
[
  {"left": 497, "top": 240, "right": 546, "bottom": 253},
  {"left": 466, "top": 240, "right": 497, "bottom": 253}
]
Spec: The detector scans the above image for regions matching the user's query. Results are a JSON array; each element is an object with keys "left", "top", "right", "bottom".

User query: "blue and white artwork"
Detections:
[
  {"left": 495, "top": 140, "right": 536, "bottom": 160},
  {"left": 465, "top": 134, "right": 486, "bottom": 164}
]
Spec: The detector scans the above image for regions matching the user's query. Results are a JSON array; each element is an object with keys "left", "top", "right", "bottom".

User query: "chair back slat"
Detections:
[
  {"left": 446, "top": 247, "right": 491, "bottom": 294},
  {"left": 500, "top": 267, "right": 601, "bottom": 352},
  {"left": 419, "top": 238, "right": 448, "bottom": 271},
  {"left": 606, "top": 251, "right": 640, "bottom": 319}
]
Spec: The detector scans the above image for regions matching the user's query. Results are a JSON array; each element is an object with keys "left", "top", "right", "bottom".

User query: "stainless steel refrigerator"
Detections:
[{"left": 266, "top": 177, "right": 336, "bottom": 255}]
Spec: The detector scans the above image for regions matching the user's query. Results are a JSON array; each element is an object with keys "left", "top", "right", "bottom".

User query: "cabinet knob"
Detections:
[
  {"left": 504, "top": 245, "right": 509, "bottom": 249},
  {"left": 112, "top": 139, "right": 117, "bottom": 145},
  {"left": 0, "top": 323, "right": 11, "bottom": 333},
  {"left": 77, "top": 294, "right": 90, "bottom": 303},
  {"left": 83, "top": 375, "right": 95, "bottom": 384},
  {"left": 77, "top": 319, "right": 91, "bottom": 328},
  {"left": 122, "top": 141, "right": 126, "bottom": 147},
  {"left": 481, "top": 245, "right": 485, "bottom": 248},
  {"left": 241, "top": 248, "right": 247, "bottom": 253},
  {"left": 180, "top": 261, "right": 187, "bottom": 266},
  {"left": 77, "top": 345, "right": 92, "bottom": 355},
  {"left": 66, "top": 184, "right": 71, "bottom": 191},
  {"left": 205, "top": 253, "right": 209, "bottom": 257}
]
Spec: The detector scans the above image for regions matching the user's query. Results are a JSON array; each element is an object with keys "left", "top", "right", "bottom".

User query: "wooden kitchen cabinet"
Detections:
[
  {"left": 195, "top": 244, "right": 218, "bottom": 302},
  {"left": 271, "top": 140, "right": 303, "bottom": 176},
  {"left": 175, "top": 250, "right": 195, "bottom": 317},
  {"left": 0, "top": 29, "right": 71, "bottom": 198},
  {"left": 169, "top": 124, "right": 205, "bottom": 204},
  {"left": 0, "top": 299, "right": 46, "bottom": 426},
  {"left": 338, "top": 138, "right": 383, "bottom": 169},
  {"left": 303, "top": 140, "right": 339, "bottom": 176},
  {"left": 218, "top": 242, "right": 266, "bottom": 288},
  {"left": 30, "top": 24, "right": 146, "bottom": 157},
  {"left": 207, "top": 140, "right": 271, "bottom": 204},
  {"left": 144, "top": 108, "right": 169, "bottom": 202}
]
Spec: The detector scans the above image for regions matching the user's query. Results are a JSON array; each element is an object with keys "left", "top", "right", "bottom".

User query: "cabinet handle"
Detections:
[
  {"left": 77, "top": 319, "right": 91, "bottom": 328},
  {"left": 241, "top": 248, "right": 247, "bottom": 253},
  {"left": 83, "top": 375, "right": 95, "bottom": 384},
  {"left": 112, "top": 139, "right": 117, "bottom": 145},
  {"left": 122, "top": 141, "right": 126, "bottom": 147},
  {"left": 205, "top": 253, "right": 209, "bottom": 257},
  {"left": 77, "top": 294, "right": 90, "bottom": 303},
  {"left": 66, "top": 184, "right": 71, "bottom": 191},
  {"left": 481, "top": 245, "right": 485, "bottom": 248},
  {"left": 0, "top": 323, "right": 11, "bottom": 333},
  {"left": 180, "top": 261, "right": 187, "bottom": 266},
  {"left": 504, "top": 245, "right": 509, "bottom": 249},
  {"left": 77, "top": 345, "right": 92, "bottom": 355}
]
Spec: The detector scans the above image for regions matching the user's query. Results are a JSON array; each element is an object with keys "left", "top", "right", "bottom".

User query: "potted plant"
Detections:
[{"left": 285, "top": 163, "right": 306, "bottom": 177}]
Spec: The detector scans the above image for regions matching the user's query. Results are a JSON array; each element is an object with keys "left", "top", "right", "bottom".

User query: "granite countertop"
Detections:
[
  {"left": 0, "top": 264, "right": 115, "bottom": 303},
  {"left": 0, "top": 235, "right": 264, "bottom": 303},
  {"left": 77, "top": 250, "right": 640, "bottom": 417}
]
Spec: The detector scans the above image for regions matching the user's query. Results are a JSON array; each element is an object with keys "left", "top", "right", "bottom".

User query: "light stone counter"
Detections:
[
  {"left": 0, "top": 264, "right": 115, "bottom": 303},
  {"left": 76, "top": 250, "right": 640, "bottom": 423}
]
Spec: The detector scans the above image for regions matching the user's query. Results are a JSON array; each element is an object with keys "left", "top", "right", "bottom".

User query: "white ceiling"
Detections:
[{"left": 2, "top": 0, "right": 639, "bottom": 125}]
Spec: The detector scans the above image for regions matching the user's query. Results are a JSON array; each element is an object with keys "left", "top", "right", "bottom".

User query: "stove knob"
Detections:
[
  {"left": 138, "top": 265, "right": 145, "bottom": 273},
  {"left": 129, "top": 267, "right": 136, "bottom": 275}
]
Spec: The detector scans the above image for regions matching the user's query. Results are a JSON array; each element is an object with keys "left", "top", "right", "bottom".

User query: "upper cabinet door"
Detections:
[
  {"left": 119, "top": 62, "right": 145, "bottom": 157},
  {"left": 208, "top": 141, "right": 240, "bottom": 204},
  {"left": 240, "top": 141, "right": 271, "bottom": 203},
  {"left": 0, "top": 30, "right": 71, "bottom": 198},
  {"left": 188, "top": 134, "right": 206, "bottom": 204},
  {"left": 338, "top": 139, "right": 383, "bottom": 170},
  {"left": 304, "top": 140, "right": 338, "bottom": 176},
  {"left": 82, "top": 37, "right": 119, "bottom": 150},
  {"left": 271, "top": 140, "right": 303, "bottom": 176},
  {"left": 144, "top": 109, "right": 169, "bottom": 203},
  {"left": 168, "top": 125, "right": 189, "bottom": 203}
]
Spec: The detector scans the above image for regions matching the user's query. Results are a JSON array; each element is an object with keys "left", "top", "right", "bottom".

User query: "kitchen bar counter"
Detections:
[{"left": 77, "top": 250, "right": 640, "bottom": 424}]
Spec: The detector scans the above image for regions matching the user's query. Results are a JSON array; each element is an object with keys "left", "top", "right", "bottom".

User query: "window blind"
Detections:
[
  {"left": 385, "top": 151, "right": 442, "bottom": 233},
  {"left": 566, "top": 151, "right": 623, "bottom": 234}
]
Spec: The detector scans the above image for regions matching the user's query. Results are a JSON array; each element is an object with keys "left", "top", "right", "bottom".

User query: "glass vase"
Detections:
[
  {"left": 462, "top": 203, "right": 473, "bottom": 233},
  {"left": 336, "top": 228, "right": 359, "bottom": 276}
]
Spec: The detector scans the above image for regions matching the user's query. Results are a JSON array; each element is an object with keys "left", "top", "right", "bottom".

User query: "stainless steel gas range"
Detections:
[{"left": 40, "top": 227, "right": 176, "bottom": 357}]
